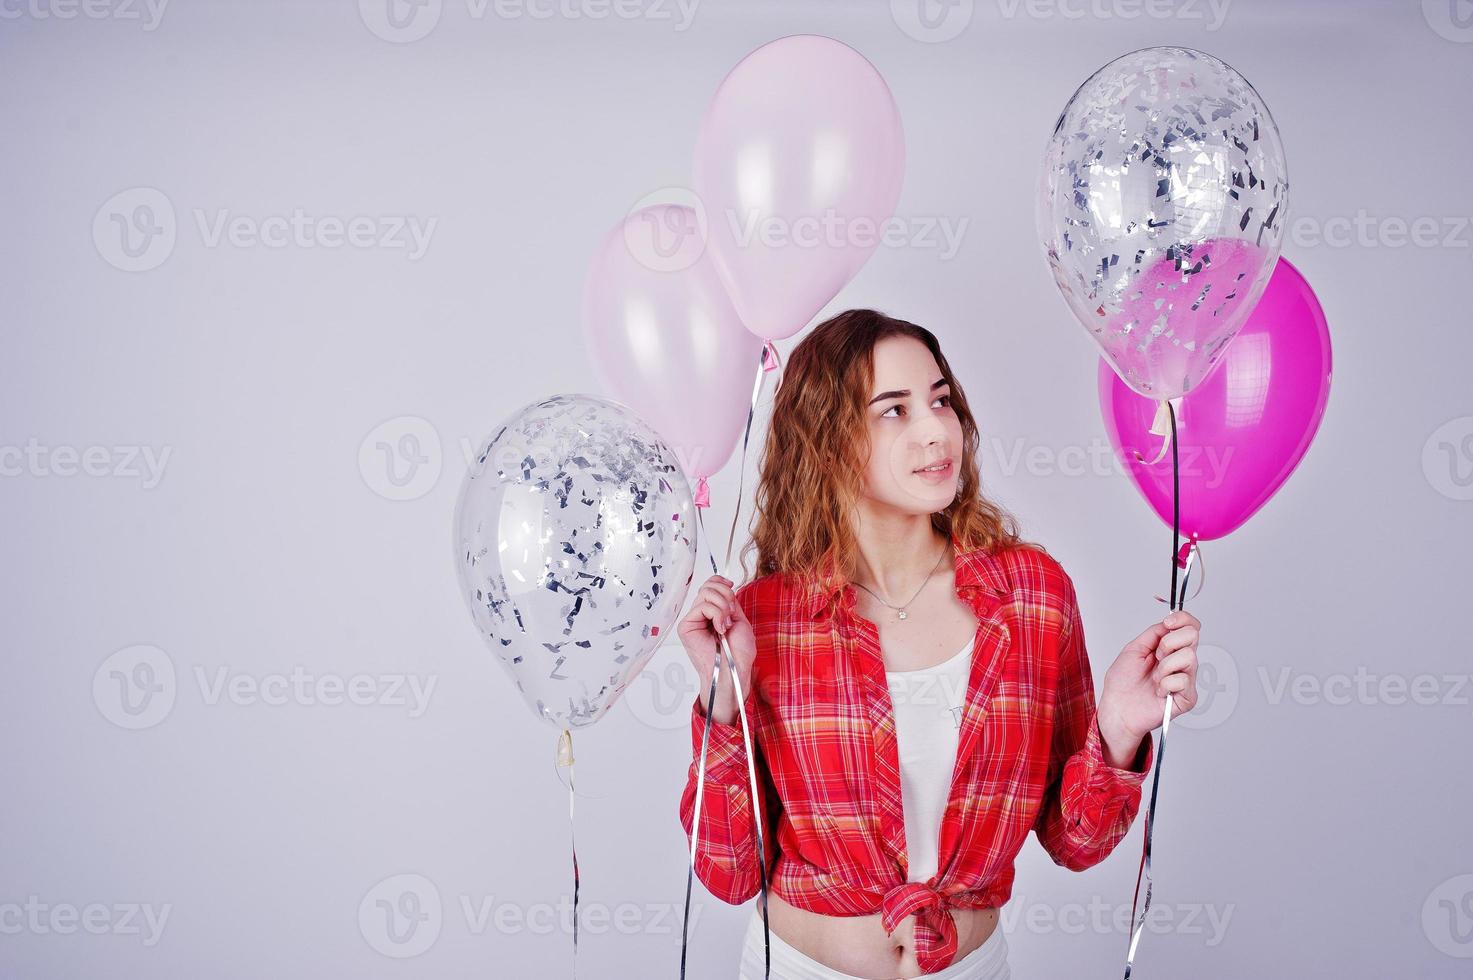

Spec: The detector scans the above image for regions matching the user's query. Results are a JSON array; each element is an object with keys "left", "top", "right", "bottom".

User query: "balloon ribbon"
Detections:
[
  {"left": 681, "top": 340, "right": 780, "bottom": 980},
  {"left": 556, "top": 728, "right": 580, "bottom": 979},
  {"left": 1122, "top": 399, "right": 1202, "bottom": 978}
]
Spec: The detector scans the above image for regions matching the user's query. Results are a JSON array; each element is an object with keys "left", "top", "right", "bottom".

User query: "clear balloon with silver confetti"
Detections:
[
  {"left": 453, "top": 393, "right": 698, "bottom": 729},
  {"left": 1037, "top": 45, "right": 1289, "bottom": 400}
]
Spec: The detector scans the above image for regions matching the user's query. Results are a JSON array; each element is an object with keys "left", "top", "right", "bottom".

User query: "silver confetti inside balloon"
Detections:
[
  {"left": 452, "top": 393, "right": 698, "bottom": 730},
  {"left": 1037, "top": 46, "right": 1289, "bottom": 400}
]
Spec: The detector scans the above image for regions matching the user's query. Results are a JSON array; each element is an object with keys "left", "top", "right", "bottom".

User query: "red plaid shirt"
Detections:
[{"left": 678, "top": 542, "right": 1154, "bottom": 974}]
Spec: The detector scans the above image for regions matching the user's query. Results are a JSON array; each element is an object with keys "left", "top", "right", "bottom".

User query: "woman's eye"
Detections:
[
  {"left": 880, "top": 404, "right": 904, "bottom": 418},
  {"left": 934, "top": 394, "right": 952, "bottom": 409}
]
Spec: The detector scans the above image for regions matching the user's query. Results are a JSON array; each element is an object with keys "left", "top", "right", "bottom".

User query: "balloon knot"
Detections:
[{"left": 761, "top": 341, "right": 781, "bottom": 373}]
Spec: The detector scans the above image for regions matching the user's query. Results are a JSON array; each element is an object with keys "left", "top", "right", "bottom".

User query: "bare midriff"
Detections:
[{"left": 763, "top": 888, "right": 998, "bottom": 979}]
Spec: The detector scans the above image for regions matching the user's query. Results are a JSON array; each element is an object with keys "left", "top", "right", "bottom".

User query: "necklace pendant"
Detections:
[{"left": 897, "top": 610, "right": 907, "bottom": 621}]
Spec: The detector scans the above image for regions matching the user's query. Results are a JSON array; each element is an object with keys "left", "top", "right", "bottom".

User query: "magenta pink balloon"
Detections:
[
  {"left": 693, "top": 34, "right": 905, "bottom": 340},
  {"left": 583, "top": 203, "right": 762, "bottom": 484},
  {"left": 1099, "top": 257, "right": 1332, "bottom": 541}
]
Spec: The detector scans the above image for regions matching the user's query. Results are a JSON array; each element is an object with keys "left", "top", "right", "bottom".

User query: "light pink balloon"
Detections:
[
  {"left": 694, "top": 34, "right": 906, "bottom": 340},
  {"left": 1099, "top": 257, "right": 1332, "bottom": 541},
  {"left": 583, "top": 203, "right": 762, "bottom": 484}
]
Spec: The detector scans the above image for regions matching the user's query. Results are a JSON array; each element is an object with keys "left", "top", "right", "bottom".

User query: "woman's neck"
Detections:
[{"left": 851, "top": 508, "right": 950, "bottom": 600}]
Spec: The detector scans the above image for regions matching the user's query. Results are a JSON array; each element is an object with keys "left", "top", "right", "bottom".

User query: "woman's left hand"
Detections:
[{"left": 1098, "top": 610, "right": 1202, "bottom": 752}]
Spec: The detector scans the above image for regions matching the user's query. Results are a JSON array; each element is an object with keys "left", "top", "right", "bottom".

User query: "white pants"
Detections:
[{"left": 738, "top": 906, "right": 1011, "bottom": 980}]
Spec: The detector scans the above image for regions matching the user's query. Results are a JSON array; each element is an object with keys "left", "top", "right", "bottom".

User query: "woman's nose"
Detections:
[{"left": 909, "top": 411, "right": 948, "bottom": 448}]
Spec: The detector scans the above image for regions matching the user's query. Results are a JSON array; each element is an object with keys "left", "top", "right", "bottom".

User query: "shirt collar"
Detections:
[{"left": 799, "top": 540, "right": 1011, "bottom": 622}]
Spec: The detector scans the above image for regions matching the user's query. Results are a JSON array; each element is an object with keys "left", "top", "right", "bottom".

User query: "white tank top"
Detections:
[{"left": 885, "top": 635, "right": 974, "bottom": 884}]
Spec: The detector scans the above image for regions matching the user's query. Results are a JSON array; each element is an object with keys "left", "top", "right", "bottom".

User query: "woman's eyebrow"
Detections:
[{"left": 868, "top": 377, "right": 948, "bottom": 406}]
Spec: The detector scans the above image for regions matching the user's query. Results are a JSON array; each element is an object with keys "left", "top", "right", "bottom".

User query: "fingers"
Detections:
[
  {"left": 692, "top": 598, "right": 731, "bottom": 634},
  {"left": 1140, "top": 612, "right": 1199, "bottom": 703},
  {"left": 1125, "top": 620, "right": 1171, "bottom": 656},
  {"left": 677, "top": 599, "right": 719, "bottom": 636},
  {"left": 1163, "top": 611, "right": 1200, "bottom": 631},
  {"left": 1155, "top": 625, "right": 1200, "bottom": 659},
  {"left": 1151, "top": 648, "right": 1195, "bottom": 684},
  {"left": 699, "top": 576, "right": 736, "bottom": 605},
  {"left": 680, "top": 582, "right": 731, "bottom": 627},
  {"left": 694, "top": 576, "right": 745, "bottom": 632},
  {"left": 1157, "top": 672, "right": 1191, "bottom": 697},
  {"left": 1129, "top": 610, "right": 1201, "bottom": 661},
  {"left": 682, "top": 578, "right": 739, "bottom": 634}
]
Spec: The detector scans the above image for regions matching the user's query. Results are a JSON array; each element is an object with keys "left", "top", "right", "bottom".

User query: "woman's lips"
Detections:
[{"left": 912, "top": 458, "right": 954, "bottom": 484}]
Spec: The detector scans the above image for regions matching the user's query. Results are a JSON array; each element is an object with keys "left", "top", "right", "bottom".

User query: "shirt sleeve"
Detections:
[
  {"left": 676, "top": 585, "right": 780, "bottom": 905},
  {"left": 1033, "top": 569, "right": 1155, "bottom": 872}
]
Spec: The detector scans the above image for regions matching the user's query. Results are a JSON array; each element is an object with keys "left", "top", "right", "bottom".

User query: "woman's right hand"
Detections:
[{"left": 677, "top": 575, "right": 756, "bottom": 725}]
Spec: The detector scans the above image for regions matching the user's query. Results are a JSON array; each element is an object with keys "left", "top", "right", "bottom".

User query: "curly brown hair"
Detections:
[{"left": 738, "top": 308, "right": 1039, "bottom": 603}]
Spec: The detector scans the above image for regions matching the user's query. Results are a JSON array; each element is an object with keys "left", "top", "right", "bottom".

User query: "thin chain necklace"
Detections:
[{"left": 852, "top": 540, "right": 950, "bottom": 622}]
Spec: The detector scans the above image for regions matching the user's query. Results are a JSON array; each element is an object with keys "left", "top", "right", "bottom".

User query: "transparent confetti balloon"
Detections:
[
  {"left": 1037, "top": 46, "right": 1289, "bottom": 400},
  {"left": 452, "top": 393, "right": 698, "bottom": 730}
]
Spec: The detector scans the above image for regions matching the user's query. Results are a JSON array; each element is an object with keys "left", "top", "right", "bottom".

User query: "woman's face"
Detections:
[{"left": 860, "top": 335, "right": 964, "bottom": 516}]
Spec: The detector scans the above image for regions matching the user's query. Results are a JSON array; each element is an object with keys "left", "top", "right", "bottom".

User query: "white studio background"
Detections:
[{"left": 3, "top": 1, "right": 1471, "bottom": 977}]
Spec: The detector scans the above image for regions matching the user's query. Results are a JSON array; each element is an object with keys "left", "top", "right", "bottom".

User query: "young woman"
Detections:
[{"left": 677, "top": 309, "right": 1201, "bottom": 980}]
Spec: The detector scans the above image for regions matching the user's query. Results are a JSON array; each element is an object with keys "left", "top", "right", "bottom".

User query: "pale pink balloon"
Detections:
[
  {"left": 694, "top": 34, "right": 906, "bottom": 340},
  {"left": 1099, "top": 258, "right": 1332, "bottom": 541},
  {"left": 583, "top": 203, "right": 762, "bottom": 484}
]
